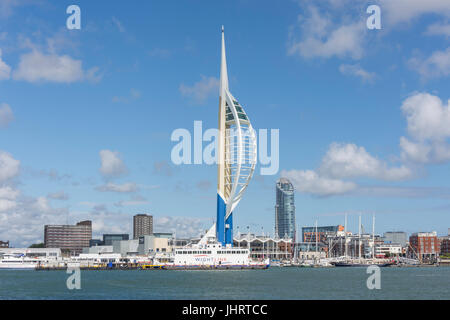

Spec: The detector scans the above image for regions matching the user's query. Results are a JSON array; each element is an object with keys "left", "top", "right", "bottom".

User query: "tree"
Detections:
[{"left": 28, "top": 243, "right": 45, "bottom": 248}]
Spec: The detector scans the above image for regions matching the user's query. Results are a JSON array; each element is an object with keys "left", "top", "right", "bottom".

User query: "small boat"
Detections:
[{"left": 332, "top": 260, "right": 394, "bottom": 267}]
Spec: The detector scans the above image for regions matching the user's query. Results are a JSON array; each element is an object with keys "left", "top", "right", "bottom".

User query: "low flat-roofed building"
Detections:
[
  {"left": 0, "top": 247, "right": 61, "bottom": 259},
  {"left": 0, "top": 241, "right": 9, "bottom": 248}
]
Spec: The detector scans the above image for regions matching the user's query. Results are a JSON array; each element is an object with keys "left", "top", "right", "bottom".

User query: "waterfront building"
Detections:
[
  {"left": 233, "top": 234, "right": 292, "bottom": 261},
  {"left": 275, "top": 178, "right": 296, "bottom": 240},
  {"left": 89, "top": 239, "right": 103, "bottom": 247},
  {"left": 302, "top": 225, "right": 344, "bottom": 243},
  {"left": 383, "top": 231, "right": 408, "bottom": 247},
  {"left": 375, "top": 243, "right": 403, "bottom": 257},
  {"left": 133, "top": 214, "right": 153, "bottom": 239},
  {"left": 216, "top": 27, "right": 257, "bottom": 247},
  {"left": 103, "top": 234, "right": 129, "bottom": 245},
  {"left": 440, "top": 237, "right": 450, "bottom": 256},
  {"left": 409, "top": 232, "right": 440, "bottom": 262},
  {"left": 0, "top": 247, "right": 61, "bottom": 259},
  {"left": 82, "top": 233, "right": 171, "bottom": 257},
  {"left": 44, "top": 220, "right": 92, "bottom": 256},
  {"left": 0, "top": 241, "right": 9, "bottom": 248}
]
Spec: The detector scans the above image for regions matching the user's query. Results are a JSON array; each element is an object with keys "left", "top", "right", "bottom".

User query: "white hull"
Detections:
[{"left": 0, "top": 263, "right": 37, "bottom": 270}]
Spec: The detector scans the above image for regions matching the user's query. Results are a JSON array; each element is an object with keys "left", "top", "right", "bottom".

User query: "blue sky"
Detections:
[{"left": 0, "top": 0, "right": 450, "bottom": 247}]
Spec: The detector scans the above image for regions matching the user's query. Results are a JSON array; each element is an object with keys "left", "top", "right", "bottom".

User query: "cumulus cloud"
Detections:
[
  {"left": 282, "top": 169, "right": 356, "bottom": 197},
  {"left": 96, "top": 182, "right": 138, "bottom": 193},
  {"left": 154, "top": 216, "right": 210, "bottom": 239},
  {"left": 0, "top": 151, "right": 20, "bottom": 182},
  {"left": 180, "top": 75, "right": 219, "bottom": 104},
  {"left": 0, "top": 195, "right": 70, "bottom": 247},
  {"left": 400, "top": 93, "right": 450, "bottom": 163},
  {"left": 47, "top": 191, "right": 69, "bottom": 201},
  {"left": 339, "top": 64, "right": 376, "bottom": 82},
  {"left": 0, "top": 49, "right": 11, "bottom": 80},
  {"left": 288, "top": 6, "right": 365, "bottom": 60},
  {"left": 0, "top": 0, "right": 21, "bottom": 19},
  {"left": 319, "top": 143, "right": 412, "bottom": 181},
  {"left": 99, "top": 150, "right": 128, "bottom": 178},
  {"left": 282, "top": 142, "right": 412, "bottom": 197},
  {"left": 409, "top": 47, "right": 450, "bottom": 79},
  {"left": 425, "top": 22, "right": 450, "bottom": 37},
  {"left": 12, "top": 50, "right": 100, "bottom": 83},
  {"left": 379, "top": 0, "right": 450, "bottom": 25},
  {"left": 0, "top": 103, "right": 14, "bottom": 128},
  {"left": 114, "top": 195, "right": 149, "bottom": 207}
]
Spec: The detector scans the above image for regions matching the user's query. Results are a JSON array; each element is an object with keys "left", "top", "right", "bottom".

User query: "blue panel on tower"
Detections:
[
  {"left": 216, "top": 194, "right": 226, "bottom": 245},
  {"left": 225, "top": 212, "right": 233, "bottom": 246}
]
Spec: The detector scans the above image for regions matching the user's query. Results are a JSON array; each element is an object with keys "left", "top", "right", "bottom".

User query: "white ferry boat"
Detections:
[
  {"left": 0, "top": 254, "right": 41, "bottom": 270},
  {"left": 167, "top": 224, "right": 270, "bottom": 269}
]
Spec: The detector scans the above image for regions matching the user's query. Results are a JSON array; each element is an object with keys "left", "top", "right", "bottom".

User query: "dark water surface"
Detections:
[{"left": 0, "top": 267, "right": 449, "bottom": 300}]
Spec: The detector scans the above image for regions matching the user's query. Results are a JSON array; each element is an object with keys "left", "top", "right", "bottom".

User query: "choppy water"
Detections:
[{"left": 0, "top": 267, "right": 449, "bottom": 300}]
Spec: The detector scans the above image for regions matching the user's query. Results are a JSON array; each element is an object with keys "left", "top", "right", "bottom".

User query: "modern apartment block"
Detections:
[
  {"left": 44, "top": 220, "right": 92, "bottom": 255},
  {"left": 409, "top": 231, "right": 440, "bottom": 262},
  {"left": 275, "top": 178, "right": 296, "bottom": 240},
  {"left": 133, "top": 214, "right": 153, "bottom": 239}
]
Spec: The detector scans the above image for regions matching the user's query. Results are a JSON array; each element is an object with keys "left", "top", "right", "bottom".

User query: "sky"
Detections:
[{"left": 0, "top": 0, "right": 450, "bottom": 247}]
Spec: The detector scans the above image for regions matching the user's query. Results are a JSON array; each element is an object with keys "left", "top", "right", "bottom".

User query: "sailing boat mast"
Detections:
[
  {"left": 344, "top": 213, "right": 348, "bottom": 259},
  {"left": 372, "top": 213, "right": 375, "bottom": 259},
  {"left": 358, "top": 214, "right": 362, "bottom": 261}
]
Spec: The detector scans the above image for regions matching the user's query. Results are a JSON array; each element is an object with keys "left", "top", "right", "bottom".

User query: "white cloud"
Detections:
[
  {"left": 0, "top": 49, "right": 11, "bottom": 80},
  {"left": 401, "top": 93, "right": 450, "bottom": 141},
  {"left": 0, "top": 0, "right": 21, "bottom": 19},
  {"left": 0, "top": 151, "right": 20, "bottom": 182},
  {"left": 112, "top": 17, "right": 125, "bottom": 33},
  {"left": 288, "top": 6, "right": 365, "bottom": 60},
  {"left": 400, "top": 93, "right": 450, "bottom": 163},
  {"left": 99, "top": 150, "right": 127, "bottom": 178},
  {"left": 319, "top": 143, "right": 413, "bottom": 181},
  {"left": 154, "top": 216, "right": 210, "bottom": 239},
  {"left": 282, "top": 169, "right": 356, "bottom": 197},
  {"left": 47, "top": 191, "right": 69, "bottom": 201},
  {"left": 409, "top": 47, "right": 450, "bottom": 79},
  {"left": 425, "top": 22, "right": 450, "bottom": 37},
  {"left": 180, "top": 75, "right": 219, "bottom": 104},
  {"left": 282, "top": 141, "right": 413, "bottom": 197},
  {"left": 339, "top": 64, "right": 376, "bottom": 82},
  {"left": 12, "top": 50, "right": 100, "bottom": 83},
  {"left": 96, "top": 182, "right": 138, "bottom": 193},
  {"left": 0, "top": 186, "right": 19, "bottom": 200},
  {"left": 0, "top": 103, "right": 14, "bottom": 128},
  {"left": 379, "top": 0, "right": 450, "bottom": 25}
]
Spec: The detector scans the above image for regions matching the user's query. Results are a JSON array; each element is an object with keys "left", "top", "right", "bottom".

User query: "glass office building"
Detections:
[{"left": 275, "top": 178, "right": 296, "bottom": 240}]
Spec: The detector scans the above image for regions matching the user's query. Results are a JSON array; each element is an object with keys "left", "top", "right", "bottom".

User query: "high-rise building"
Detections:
[
  {"left": 44, "top": 220, "right": 92, "bottom": 255},
  {"left": 275, "top": 178, "right": 296, "bottom": 240},
  {"left": 133, "top": 214, "right": 153, "bottom": 239}
]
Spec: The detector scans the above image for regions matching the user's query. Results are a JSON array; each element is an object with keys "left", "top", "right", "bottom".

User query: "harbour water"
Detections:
[{"left": 0, "top": 267, "right": 449, "bottom": 300}]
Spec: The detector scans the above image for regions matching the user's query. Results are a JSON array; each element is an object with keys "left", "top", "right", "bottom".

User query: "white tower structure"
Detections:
[{"left": 216, "top": 26, "right": 257, "bottom": 246}]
